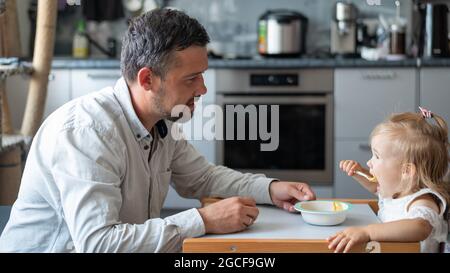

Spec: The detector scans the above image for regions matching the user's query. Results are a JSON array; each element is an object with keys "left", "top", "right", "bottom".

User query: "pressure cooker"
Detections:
[{"left": 258, "top": 9, "right": 308, "bottom": 57}]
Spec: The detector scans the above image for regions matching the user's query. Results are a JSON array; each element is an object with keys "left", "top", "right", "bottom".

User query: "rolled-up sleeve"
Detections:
[
  {"left": 169, "top": 131, "right": 275, "bottom": 205},
  {"left": 52, "top": 127, "right": 197, "bottom": 252}
]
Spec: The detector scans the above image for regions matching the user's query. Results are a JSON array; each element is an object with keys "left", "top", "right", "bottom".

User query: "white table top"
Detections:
[{"left": 203, "top": 204, "right": 381, "bottom": 240}]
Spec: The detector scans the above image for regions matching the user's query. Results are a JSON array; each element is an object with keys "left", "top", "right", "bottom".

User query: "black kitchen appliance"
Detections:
[
  {"left": 215, "top": 69, "right": 333, "bottom": 184},
  {"left": 417, "top": 2, "right": 449, "bottom": 58}
]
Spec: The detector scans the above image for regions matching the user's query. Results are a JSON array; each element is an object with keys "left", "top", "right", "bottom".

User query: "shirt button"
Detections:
[
  {"left": 144, "top": 145, "right": 150, "bottom": 150},
  {"left": 136, "top": 134, "right": 141, "bottom": 139}
]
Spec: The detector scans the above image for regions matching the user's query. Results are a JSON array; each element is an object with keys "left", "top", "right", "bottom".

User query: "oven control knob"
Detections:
[
  {"left": 268, "top": 75, "right": 278, "bottom": 85},
  {"left": 286, "top": 76, "right": 295, "bottom": 85}
]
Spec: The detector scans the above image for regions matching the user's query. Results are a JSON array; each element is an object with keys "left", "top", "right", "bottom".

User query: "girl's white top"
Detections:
[{"left": 378, "top": 188, "right": 448, "bottom": 253}]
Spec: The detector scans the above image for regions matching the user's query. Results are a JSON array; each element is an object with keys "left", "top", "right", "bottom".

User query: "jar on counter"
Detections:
[
  {"left": 73, "top": 20, "right": 89, "bottom": 58},
  {"left": 389, "top": 23, "right": 406, "bottom": 55}
]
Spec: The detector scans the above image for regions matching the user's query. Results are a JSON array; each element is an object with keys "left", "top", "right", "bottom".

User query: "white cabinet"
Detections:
[
  {"left": 6, "top": 69, "right": 71, "bottom": 130},
  {"left": 202, "top": 69, "right": 216, "bottom": 104},
  {"left": 420, "top": 68, "right": 450, "bottom": 124},
  {"left": 164, "top": 69, "right": 216, "bottom": 209},
  {"left": 45, "top": 70, "right": 71, "bottom": 118},
  {"left": 182, "top": 114, "right": 216, "bottom": 163},
  {"left": 71, "top": 69, "right": 121, "bottom": 99},
  {"left": 181, "top": 69, "right": 217, "bottom": 163},
  {"left": 166, "top": 100, "right": 215, "bottom": 208},
  {"left": 334, "top": 140, "right": 376, "bottom": 199},
  {"left": 335, "top": 68, "right": 417, "bottom": 139},
  {"left": 334, "top": 68, "right": 417, "bottom": 198}
]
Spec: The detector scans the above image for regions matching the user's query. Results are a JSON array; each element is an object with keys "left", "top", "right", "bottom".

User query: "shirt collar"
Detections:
[{"left": 114, "top": 77, "right": 168, "bottom": 142}]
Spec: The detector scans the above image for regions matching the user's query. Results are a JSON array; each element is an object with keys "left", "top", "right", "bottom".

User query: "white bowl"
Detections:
[{"left": 294, "top": 200, "right": 352, "bottom": 226}]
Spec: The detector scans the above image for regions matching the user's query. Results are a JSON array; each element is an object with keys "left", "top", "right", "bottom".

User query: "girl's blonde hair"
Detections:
[{"left": 370, "top": 111, "right": 450, "bottom": 204}]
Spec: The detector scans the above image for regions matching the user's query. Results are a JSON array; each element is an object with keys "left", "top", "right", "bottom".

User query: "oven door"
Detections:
[{"left": 216, "top": 94, "right": 333, "bottom": 184}]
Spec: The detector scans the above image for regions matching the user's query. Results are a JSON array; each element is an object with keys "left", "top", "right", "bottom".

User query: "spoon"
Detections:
[{"left": 355, "top": 171, "right": 378, "bottom": 183}]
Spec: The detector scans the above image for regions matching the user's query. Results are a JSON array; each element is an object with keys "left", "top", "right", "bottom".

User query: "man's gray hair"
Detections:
[{"left": 121, "top": 8, "right": 210, "bottom": 82}]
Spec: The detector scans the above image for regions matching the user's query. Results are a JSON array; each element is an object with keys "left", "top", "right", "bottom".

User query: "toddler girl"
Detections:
[{"left": 328, "top": 107, "right": 449, "bottom": 253}]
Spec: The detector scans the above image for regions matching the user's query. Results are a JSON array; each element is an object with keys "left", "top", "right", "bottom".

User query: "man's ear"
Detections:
[
  {"left": 136, "top": 67, "right": 154, "bottom": 91},
  {"left": 402, "top": 163, "right": 417, "bottom": 178}
]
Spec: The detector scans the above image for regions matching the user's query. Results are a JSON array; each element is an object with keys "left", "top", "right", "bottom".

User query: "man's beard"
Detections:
[{"left": 154, "top": 85, "right": 194, "bottom": 122}]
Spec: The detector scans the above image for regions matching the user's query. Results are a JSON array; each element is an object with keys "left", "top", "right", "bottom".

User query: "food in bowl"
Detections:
[
  {"left": 294, "top": 200, "right": 352, "bottom": 226},
  {"left": 332, "top": 201, "right": 343, "bottom": 212}
]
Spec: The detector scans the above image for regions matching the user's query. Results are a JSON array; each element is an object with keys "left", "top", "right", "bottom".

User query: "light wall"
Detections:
[{"left": 15, "top": 0, "right": 31, "bottom": 57}]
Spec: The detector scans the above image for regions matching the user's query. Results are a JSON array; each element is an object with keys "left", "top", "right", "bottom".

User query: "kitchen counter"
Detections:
[
  {"left": 51, "top": 57, "right": 450, "bottom": 69},
  {"left": 52, "top": 58, "right": 121, "bottom": 69},
  {"left": 208, "top": 57, "right": 419, "bottom": 69}
]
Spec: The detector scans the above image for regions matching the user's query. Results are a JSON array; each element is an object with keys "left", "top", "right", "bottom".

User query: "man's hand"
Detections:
[
  {"left": 197, "top": 197, "right": 259, "bottom": 234},
  {"left": 269, "top": 181, "right": 316, "bottom": 212}
]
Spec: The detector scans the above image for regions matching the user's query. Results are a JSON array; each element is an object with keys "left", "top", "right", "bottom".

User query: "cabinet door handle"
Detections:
[
  {"left": 359, "top": 144, "right": 371, "bottom": 151},
  {"left": 87, "top": 73, "right": 121, "bottom": 80},
  {"left": 361, "top": 71, "right": 397, "bottom": 80},
  {"left": 48, "top": 73, "right": 55, "bottom": 81}
]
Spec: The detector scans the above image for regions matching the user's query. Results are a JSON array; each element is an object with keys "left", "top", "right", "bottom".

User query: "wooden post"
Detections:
[
  {"left": 0, "top": 0, "right": 22, "bottom": 57},
  {"left": 0, "top": 146, "right": 22, "bottom": 205},
  {"left": 0, "top": 2, "right": 6, "bottom": 56},
  {"left": 0, "top": 80, "right": 14, "bottom": 134},
  {"left": 4, "top": 0, "right": 22, "bottom": 57},
  {"left": 0, "top": 0, "right": 21, "bottom": 134},
  {"left": 21, "top": 0, "right": 57, "bottom": 137}
]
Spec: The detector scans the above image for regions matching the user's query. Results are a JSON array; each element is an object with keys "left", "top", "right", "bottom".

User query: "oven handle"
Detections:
[{"left": 217, "top": 95, "right": 331, "bottom": 105}]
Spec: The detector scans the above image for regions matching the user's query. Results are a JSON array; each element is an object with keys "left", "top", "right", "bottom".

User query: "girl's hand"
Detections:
[
  {"left": 327, "top": 227, "right": 370, "bottom": 253},
  {"left": 339, "top": 160, "right": 363, "bottom": 177}
]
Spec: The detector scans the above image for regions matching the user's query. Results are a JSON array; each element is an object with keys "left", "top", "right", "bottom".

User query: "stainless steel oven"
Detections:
[{"left": 215, "top": 69, "right": 333, "bottom": 185}]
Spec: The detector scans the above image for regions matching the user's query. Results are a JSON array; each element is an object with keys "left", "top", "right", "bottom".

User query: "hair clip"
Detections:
[{"left": 419, "top": 106, "right": 433, "bottom": 119}]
